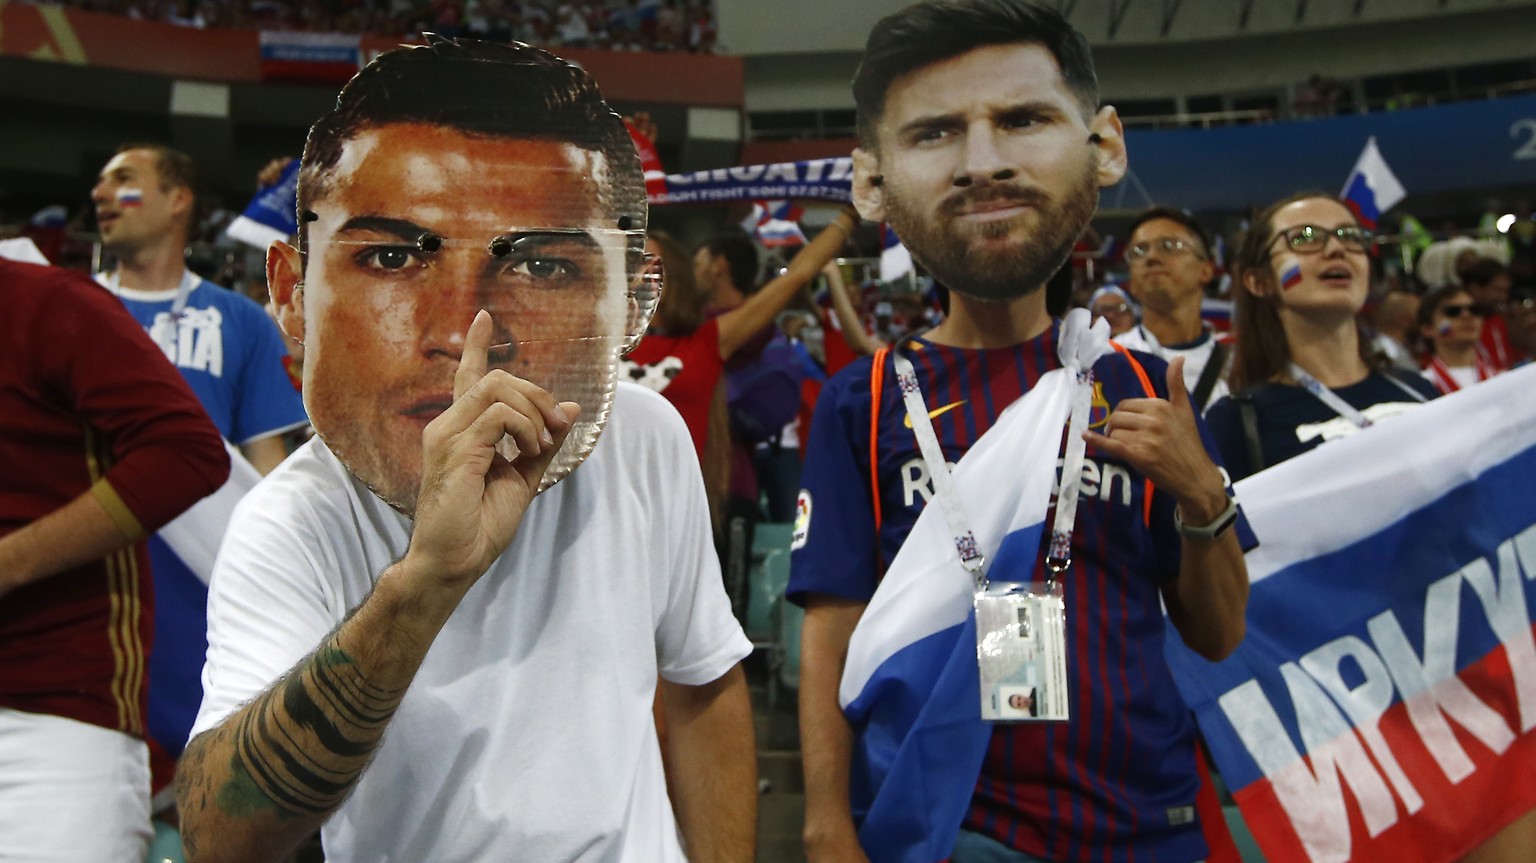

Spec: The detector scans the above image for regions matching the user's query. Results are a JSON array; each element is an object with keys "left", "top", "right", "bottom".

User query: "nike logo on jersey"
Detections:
[{"left": 903, "top": 400, "right": 967, "bottom": 429}]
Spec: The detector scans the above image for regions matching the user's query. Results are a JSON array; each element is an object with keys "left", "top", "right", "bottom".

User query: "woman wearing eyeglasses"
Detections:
[
  {"left": 1204, "top": 192, "right": 1438, "bottom": 482},
  {"left": 1417, "top": 284, "right": 1497, "bottom": 395}
]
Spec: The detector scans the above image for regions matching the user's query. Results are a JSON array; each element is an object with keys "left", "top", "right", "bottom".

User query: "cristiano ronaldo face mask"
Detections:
[{"left": 270, "top": 41, "right": 656, "bottom": 514}]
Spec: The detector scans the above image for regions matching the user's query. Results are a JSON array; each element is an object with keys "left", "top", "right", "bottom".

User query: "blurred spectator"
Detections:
[
  {"left": 1206, "top": 193, "right": 1437, "bottom": 482},
  {"left": 1507, "top": 285, "right": 1536, "bottom": 366},
  {"left": 1087, "top": 284, "right": 1137, "bottom": 336},
  {"left": 1117, "top": 207, "right": 1232, "bottom": 411},
  {"left": 1458, "top": 256, "right": 1524, "bottom": 368},
  {"left": 1418, "top": 284, "right": 1497, "bottom": 395},
  {"left": 1369, "top": 288, "right": 1421, "bottom": 372}
]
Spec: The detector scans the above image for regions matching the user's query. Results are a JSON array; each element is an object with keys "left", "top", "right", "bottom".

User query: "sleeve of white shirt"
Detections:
[
  {"left": 625, "top": 384, "right": 752, "bottom": 687},
  {"left": 188, "top": 469, "right": 347, "bottom": 741}
]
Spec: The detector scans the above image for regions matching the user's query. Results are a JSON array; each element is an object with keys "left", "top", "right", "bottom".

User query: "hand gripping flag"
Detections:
[
  {"left": 1340, "top": 137, "right": 1407, "bottom": 231},
  {"left": 839, "top": 310, "right": 1112, "bottom": 863},
  {"left": 1166, "top": 364, "right": 1536, "bottom": 863}
]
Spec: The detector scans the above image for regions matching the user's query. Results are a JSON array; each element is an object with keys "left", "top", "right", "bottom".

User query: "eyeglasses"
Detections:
[
  {"left": 1268, "top": 224, "right": 1372, "bottom": 255},
  {"left": 1438, "top": 304, "right": 1483, "bottom": 319},
  {"left": 1126, "top": 237, "right": 1202, "bottom": 262}
]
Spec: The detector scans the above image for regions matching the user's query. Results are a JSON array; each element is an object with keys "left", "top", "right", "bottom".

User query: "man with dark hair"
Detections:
[
  {"left": 1118, "top": 206, "right": 1232, "bottom": 411},
  {"left": 92, "top": 143, "right": 307, "bottom": 474},
  {"left": 1458, "top": 256, "right": 1523, "bottom": 369},
  {"left": 175, "top": 38, "right": 755, "bottom": 863},
  {"left": 694, "top": 232, "right": 761, "bottom": 313},
  {"left": 791, "top": 3, "right": 1252, "bottom": 862},
  {"left": 91, "top": 141, "right": 309, "bottom": 811},
  {"left": 0, "top": 257, "right": 228, "bottom": 861}
]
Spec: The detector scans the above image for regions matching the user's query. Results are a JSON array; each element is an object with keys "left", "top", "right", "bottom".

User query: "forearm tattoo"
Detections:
[{"left": 221, "top": 637, "right": 407, "bottom": 818}]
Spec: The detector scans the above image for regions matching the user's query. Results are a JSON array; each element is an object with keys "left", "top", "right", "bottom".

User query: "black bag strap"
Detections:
[
  {"left": 1192, "top": 341, "right": 1228, "bottom": 410},
  {"left": 1234, "top": 389, "right": 1266, "bottom": 474}
]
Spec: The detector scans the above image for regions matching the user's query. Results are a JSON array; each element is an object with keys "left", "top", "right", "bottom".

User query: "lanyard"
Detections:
[
  {"left": 891, "top": 347, "right": 988, "bottom": 590},
  {"left": 891, "top": 331, "right": 1098, "bottom": 591},
  {"left": 1425, "top": 355, "right": 1494, "bottom": 394},
  {"left": 103, "top": 269, "right": 200, "bottom": 320},
  {"left": 1289, "top": 362, "right": 1426, "bottom": 427}
]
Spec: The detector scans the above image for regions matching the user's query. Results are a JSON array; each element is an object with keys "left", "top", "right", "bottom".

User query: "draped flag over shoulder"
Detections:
[
  {"left": 1167, "top": 365, "right": 1536, "bottom": 863},
  {"left": 1340, "top": 137, "right": 1406, "bottom": 230},
  {"left": 839, "top": 311, "right": 1110, "bottom": 863}
]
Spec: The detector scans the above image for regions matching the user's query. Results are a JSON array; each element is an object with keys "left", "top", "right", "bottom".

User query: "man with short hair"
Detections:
[
  {"left": 1118, "top": 206, "right": 1232, "bottom": 411},
  {"left": 695, "top": 232, "right": 761, "bottom": 315},
  {"left": 175, "top": 38, "right": 755, "bottom": 863},
  {"left": 791, "top": 3, "right": 1253, "bottom": 862},
  {"left": 91, "top": 144, "right": 308, "bottom": 472},
  {"left": 91, "top": 142, "right": 309, "bottom": 806}
]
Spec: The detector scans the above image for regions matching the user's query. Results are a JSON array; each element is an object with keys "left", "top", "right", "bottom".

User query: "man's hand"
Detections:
[
  {"left": 406, "top": 310, "right": 578, "bottom": 588},
  {"left": 1083, "top": 356, "right": 1228, "bottom": 523}
]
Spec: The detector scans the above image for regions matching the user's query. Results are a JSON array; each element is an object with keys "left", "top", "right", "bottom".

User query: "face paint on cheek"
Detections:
[
  {"left": 116, "top": 187, "right": 144, "bottom": 208},
  {"left": 1437, "top": 321, "right": 1453, "bottom": 337},
  {"left": 1279, "top": 259, "right": 1303, "bottom": 291}
]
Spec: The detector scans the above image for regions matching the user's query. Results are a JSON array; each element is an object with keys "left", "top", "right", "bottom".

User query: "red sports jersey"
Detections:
[
  {"left": 0, "top": 259, "right": 228, "bottom": 734},
  {"left": 622, "top": 317, "right": 724, "bottom": 458}
]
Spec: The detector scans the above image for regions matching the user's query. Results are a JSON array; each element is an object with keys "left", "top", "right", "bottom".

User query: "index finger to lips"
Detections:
[{"left": 454, "top": 310, "right": 493, "bottom": 402}]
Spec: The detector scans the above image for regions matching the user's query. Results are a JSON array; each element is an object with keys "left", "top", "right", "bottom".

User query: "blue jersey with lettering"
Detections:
[
  {"left": 100, "top": 274, "right": 307, "bottom": 444},
  {"left": 789, "top": 322, "right": 1256, "bottom": 863},
  {"left": 100, "top": 273, "right": 306, "bottom": 781}
]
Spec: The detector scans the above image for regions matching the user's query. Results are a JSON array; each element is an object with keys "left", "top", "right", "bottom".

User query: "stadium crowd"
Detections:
[{"left": 44, "top": 0, "right": 719, "bottom": 51}]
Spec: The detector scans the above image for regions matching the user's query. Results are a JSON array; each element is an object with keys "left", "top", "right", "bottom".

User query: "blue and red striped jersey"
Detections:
[{"left": 789, "top": 321, "right": 1256, "bottom": 863}]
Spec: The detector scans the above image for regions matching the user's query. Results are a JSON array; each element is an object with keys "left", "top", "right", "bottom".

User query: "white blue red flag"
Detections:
[
  {"left": 259, "top": 31, "right": 361, "bottom": 83},
  {"left": 1167, "top": 365, "right": 1536, "bottom": 862},
  {"left": 1340, "top": 137, "right": 1406, "bottom": 230},
  {"left": 225, "top": 158, "right": 300, "bottom": 249},
  {"left": 838, "top": 311, "right": 1111, "bottom": 863},
  {"left": 742, "top": 200, "right": 807, "bottom": 248},
  {"left": 879, "top": 223, "right": 914, "bottom": 283}
]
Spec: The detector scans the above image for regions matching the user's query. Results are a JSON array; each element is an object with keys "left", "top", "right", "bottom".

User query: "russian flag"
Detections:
[
  {"left": 1167, "top": 365, "right": 1536, "bottom": 862},
  {"left": 225, "top": 158, "right": 300, "bottom": 249},
  {"left": 1281, "top": 263, "right": 1303, "bottom": 290},
  {"left": 259, "top": 31, "right": 362, "bottom": 84},
  {"left": 879, "top": 223, "right": 914, "bottom": 283},
  {"left": 839, "top": 311, "right": 1110, "bottom": 862},
  {"left": 1340, "top": 137, "right": 1406, "bottom": 231},
  {"left": 743, "top": 200, "right": 807, "bottom": 248}
]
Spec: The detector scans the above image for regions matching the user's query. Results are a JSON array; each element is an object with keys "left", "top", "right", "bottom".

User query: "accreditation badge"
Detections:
[{"left": 975, "top": 581, "right": 1069, "bottom": 722}]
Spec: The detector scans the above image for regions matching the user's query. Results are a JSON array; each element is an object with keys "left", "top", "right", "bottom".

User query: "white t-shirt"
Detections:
[
  {"left": 1114, "top": 323, "right": 1231, "bottom": 411},
  {"left": 192, "top": 383, "right": 751, "bottom": 863}
]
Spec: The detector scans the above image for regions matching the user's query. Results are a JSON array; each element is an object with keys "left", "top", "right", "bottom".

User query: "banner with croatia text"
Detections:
[
  {"left": 1167, "top": 365, "right": 1536, "bottom": 862},
  {"left": 647, "top": 157, "right": 853, "bottom": 206}
]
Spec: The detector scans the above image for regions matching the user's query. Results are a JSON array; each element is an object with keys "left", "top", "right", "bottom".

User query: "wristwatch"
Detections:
[{"left": 1174, "top": 495, "right": 1239, "bottom": 541}]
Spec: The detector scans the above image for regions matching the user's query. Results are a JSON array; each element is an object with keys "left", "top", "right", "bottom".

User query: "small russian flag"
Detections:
[
  {"left": 742, "top": 200, "right": 807, "bottom": 248},
  {"left": 117, "top": 187, "right": 144, "bottom": 208},
  {"left": 1340, "top": 137, "right": 1406, "bottom": 230},
  {"left": 1281, "top": 263, "right": 1302, "bottom": 290}
]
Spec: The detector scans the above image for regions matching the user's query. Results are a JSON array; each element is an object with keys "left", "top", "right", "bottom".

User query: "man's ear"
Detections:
[
  {"left": 267, "top": 240, "right": 306, "bottom": 344},
  {"left": 851, "top": 148, "right": 886, "bottom": 223},
  {"left": 1089, "top": 106, "right": 1128, "bottom": 188}
]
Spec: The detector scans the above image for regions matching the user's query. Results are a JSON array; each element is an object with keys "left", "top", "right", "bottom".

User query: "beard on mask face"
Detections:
[{"left": 884, "top": 157, "right": 1099, "bottom": 303}]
